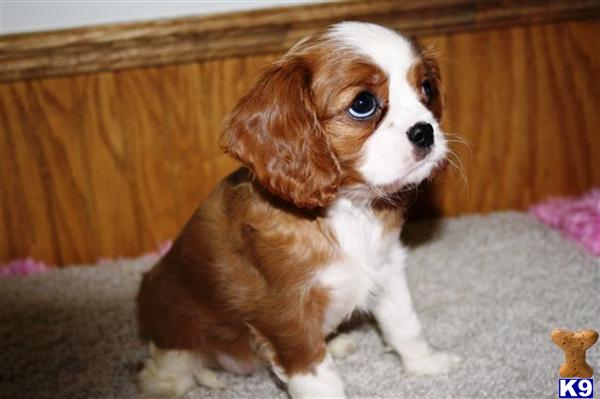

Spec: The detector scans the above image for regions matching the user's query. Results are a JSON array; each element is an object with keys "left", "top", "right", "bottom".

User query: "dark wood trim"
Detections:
[{"left": 1, "top": 0, "right": 599, "bottom": 82}]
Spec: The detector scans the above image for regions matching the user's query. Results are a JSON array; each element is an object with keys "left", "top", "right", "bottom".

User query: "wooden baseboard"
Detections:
[{"left": 1, "top": 0, "right": 598, "bottom": 82}]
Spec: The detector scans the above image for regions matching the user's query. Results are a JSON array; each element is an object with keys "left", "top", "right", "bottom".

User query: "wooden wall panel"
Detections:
[
  {"left": 422, "top": 20, "right": 600, "bottom": 215},
  {"left": 1, "top": 20, "right": 599, "bottom": 265},
  {"left": 3, "top": 0, "right": 597, "bottom": 82},
  {"left": 0, "top": 54, "right": 278, "bottom": 265}
]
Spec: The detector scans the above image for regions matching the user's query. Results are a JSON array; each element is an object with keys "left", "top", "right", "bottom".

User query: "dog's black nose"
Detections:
[{"left": 406, "top": 122, "right": 434, "bottom": 149}]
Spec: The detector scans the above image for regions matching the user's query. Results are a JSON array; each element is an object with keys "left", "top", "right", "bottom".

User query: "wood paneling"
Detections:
[
  {"left": 1, "top": 0, "right": 598, "bottom": 82},
  {"left": 0, "top": 54, "right": 277, "bottom": 264},
  {"left": 423, "top": 20, "right": 600, "bottom": 215},
  {"left": 1, "top": 19, "right": 599, "bottom": 265}
]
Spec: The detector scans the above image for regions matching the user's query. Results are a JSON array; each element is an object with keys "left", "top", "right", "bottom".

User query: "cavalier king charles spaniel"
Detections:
[{"left": 137, "top": 21, "right": 460, "bottom": 398}]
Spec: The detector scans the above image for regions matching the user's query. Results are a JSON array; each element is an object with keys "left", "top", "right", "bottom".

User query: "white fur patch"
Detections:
[
  {"left": 328, "top": 22, "right": 448, "bottom": 189},
  {"left": 287, "top": 354, "right": 345, "bottom": 399},
  {"left": 318, "top": 198, "right": 405, "bottom": 333},
  {"left": 370, "top": 262, "right": 462, "bottom": 376},
  {"left": 138, "top": 343, "right": 224, "bottom": 398},
  {"left": 328, "top": 334, "right": 358, "bottom": 359}
]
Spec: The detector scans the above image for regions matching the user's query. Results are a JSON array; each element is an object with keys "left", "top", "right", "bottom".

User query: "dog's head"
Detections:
[{"left": 221, "top": 22, "right": 447, "bottom": 208}]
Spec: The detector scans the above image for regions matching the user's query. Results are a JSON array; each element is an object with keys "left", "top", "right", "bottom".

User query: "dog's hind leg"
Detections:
[{"left": 138, "top": 343, "right": 225, "bottom": 398}]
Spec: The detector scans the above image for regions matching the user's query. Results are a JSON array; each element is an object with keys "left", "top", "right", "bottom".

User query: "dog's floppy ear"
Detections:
[
  {"left": 410, "top": 40, "right": 444, "bottom": 122},
  {"left": 220, "top": 58, "right": 341, "bottom": 209}
]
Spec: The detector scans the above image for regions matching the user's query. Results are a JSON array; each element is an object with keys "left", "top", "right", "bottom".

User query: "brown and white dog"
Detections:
[{"left": 137, "top": 22, "right": 459, "bottom": 398}]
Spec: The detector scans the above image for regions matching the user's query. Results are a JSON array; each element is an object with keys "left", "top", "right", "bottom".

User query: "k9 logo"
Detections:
[{"left": 558, "top": 379, "right": 594, "bottom": 398}]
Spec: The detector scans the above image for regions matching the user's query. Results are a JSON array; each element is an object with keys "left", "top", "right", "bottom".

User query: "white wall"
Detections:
[{"left": 1, "top": 1, "right": 321, "bottom": 35}]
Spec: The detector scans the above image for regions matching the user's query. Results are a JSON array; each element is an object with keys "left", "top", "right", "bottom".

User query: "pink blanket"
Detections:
[
  {"left": 530, "top": 189, "right": 600, "bottom": 257},
  {"left": 0, "top": 241, "right": 172, "bottom": 277}
]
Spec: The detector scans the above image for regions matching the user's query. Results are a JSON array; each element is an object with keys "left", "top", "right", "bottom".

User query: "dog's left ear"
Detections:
[
  {"left": 220, "top": 57, "right": 341, "bottom": 209},
  {"left": 410, "top": 40, "right": 444, "bottom": 121},
  {"left": 422, "top": 51, "right": 444, "bottom": 122}
]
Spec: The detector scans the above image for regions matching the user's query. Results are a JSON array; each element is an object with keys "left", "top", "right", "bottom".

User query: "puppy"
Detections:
[{"left": 137, "top": 21, "right": 459, "bottom": 398}]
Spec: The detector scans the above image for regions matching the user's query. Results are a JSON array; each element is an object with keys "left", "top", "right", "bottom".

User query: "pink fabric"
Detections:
[
  {"left": 0, "top": 240, "right": 172, "bottom": 278},
  {"left": 530, "top": 189, "right": 600, "bottom": 256},
  {"left": 0, "top": 258, "right": 49, "bottom": 277}
]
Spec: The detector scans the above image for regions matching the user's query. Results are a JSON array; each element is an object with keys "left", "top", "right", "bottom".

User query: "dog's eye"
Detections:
[
  {"left": 348, "top": 92, "right": 378, "bottom": 120},
  {"left": 421, "top": 79, "right": 434, "bottom": 104}
]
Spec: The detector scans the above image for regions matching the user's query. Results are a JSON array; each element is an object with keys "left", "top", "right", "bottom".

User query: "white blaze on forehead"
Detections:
[{"left": 327, "top": 21, "right": 416, "bottom": 80}]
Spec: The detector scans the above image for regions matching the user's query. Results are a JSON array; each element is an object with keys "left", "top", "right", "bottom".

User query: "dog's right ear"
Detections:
[{"left": 220, "top": 58, "right": 341, "bottom": 209}]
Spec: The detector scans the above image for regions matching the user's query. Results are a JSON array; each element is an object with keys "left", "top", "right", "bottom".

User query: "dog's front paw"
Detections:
[
  {"left": 403, "top": 351, "right": 461, "bottom": 375},
  {"left": 287, "top": 354, "right": 346, "bottom": 399}
]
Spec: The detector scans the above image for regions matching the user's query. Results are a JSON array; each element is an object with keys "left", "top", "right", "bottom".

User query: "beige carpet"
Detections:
[{"left": 1, "top": 212, "right": 598, "bottom": 398}]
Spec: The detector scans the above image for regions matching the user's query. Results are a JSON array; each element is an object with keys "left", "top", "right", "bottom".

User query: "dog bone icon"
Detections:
[{"left": 551, "top": 328, "right": 598, "bottom": 378}]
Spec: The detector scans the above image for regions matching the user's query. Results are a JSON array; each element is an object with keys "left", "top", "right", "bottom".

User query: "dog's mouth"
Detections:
[
  {"left": 374, "top": 155, "right": 447, "bottom": 196},
  {"left": 343, "top": 147, "right": 448, "bottom": 201}
]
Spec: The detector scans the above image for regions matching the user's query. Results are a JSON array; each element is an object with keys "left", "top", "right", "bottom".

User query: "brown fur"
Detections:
[
  {"left": 220, "top": 54, "right": 342, "bottom": 210},
  {"left": 408, "top": 43, "right": 444, "bottom": 121},
  {"left": 138, "top": 168, "right": 335, "bottom": 374},
  {"left": 137, "top": 31, "right": 442, "bottom": 377}
]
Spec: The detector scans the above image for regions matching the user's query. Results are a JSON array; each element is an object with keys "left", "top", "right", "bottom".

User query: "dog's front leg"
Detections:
[
  {"left": 372, "top": 262, "right": 460, "bottom": 375},
  {"left": 252, "top": 316, "right": 345, "bottom": 398},
  {"left": 286, "top": 352, "right": 345, "bottom": 399}
]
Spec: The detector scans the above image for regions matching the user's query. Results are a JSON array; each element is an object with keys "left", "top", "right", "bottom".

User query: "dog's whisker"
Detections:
[
  {"left": 444, "top": 133, "right": 473, "bottom": 157},
  {"left": 445, "top": 151, "right": 468, "bottom": 192}
]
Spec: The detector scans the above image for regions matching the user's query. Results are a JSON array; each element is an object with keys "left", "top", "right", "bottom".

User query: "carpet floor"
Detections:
[{"left": 1, "top": 212, "right": 598, "bottom": 399}]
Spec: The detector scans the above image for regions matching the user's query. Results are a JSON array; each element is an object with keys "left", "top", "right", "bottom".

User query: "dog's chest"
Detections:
[{"left": 318, "top": 199, "right": 400, "bottom": 333}]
